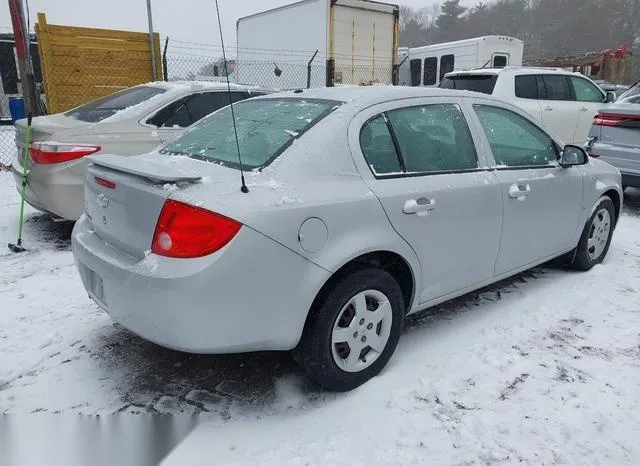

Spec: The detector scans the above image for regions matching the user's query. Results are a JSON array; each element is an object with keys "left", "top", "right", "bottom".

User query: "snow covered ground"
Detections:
[{"left": 1, "top": 168, "right": 640, "bottom": 464}]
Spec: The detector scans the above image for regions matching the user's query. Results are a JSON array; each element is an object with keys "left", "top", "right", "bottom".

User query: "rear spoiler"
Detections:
[{"left": 89, "top": 153, "right": 202, "bottom": 183}]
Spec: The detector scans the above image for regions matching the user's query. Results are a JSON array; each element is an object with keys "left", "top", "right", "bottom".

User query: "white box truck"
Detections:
[
  {"left": 397, "top": 35, "right": 524, "bottom": 87},
  {"left": 236, "top": 0, "right": 400, "bottom": 89}
]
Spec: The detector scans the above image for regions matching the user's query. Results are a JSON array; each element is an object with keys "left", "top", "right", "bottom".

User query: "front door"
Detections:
[
  {"left": 357, "top": 100, "right": 502, "bottom": 303},
  {"left": 569, "top": 75, "right": 608, "bottom": 144},
  {"left": 471, "top": 103, "right": 584, "bottom": 275}
]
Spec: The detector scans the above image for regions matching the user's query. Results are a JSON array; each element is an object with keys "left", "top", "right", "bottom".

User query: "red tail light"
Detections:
[
  {"left": 151, "top": 200, "right": 242, "bottom": 258},
  {"left": 30, "top": 142, "right": 101, "bottom": 164},
  {"left": 593, "top": 112, "right": 640, "bottom": 127}
]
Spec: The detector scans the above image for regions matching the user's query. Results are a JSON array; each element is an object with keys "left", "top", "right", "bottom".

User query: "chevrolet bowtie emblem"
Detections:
[{"left": 97, "top": 194, "right": 109, "bottom": 208}]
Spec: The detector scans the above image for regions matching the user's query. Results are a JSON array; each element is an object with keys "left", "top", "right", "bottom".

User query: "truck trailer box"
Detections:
[{"left": 236, "top": 0, "right": 400, "bottom": 89}]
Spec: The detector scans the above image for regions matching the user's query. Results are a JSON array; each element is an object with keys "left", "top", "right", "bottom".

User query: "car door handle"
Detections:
[
  {"left": 544, "top": 106, "right": 553, "bottom": 111},
  {"left": 508, "top": 183, "right": 531, "bottom": 199},
  {"left": 403, "top": 198, "right": 436, "bottom": 215}
]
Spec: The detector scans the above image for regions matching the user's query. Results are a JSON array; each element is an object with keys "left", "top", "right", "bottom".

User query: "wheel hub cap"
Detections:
[
  {"left": 587, "top": 208, "right": 611, "bottom": 261},
  {"left": 331, "top": 289, "right": 393, "bottom": 373}
]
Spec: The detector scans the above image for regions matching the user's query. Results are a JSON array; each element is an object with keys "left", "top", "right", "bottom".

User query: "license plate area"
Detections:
[{"left": 88, "top": 268, "right": 107, "bottom": 306}]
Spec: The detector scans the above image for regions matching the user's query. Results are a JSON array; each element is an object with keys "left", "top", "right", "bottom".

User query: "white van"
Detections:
[{"left": 397, "top": 36, "right": 524, "bottom": 87}]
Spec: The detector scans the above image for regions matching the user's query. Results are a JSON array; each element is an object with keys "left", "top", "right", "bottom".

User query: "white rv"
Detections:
[{"left": 397, "top": 35, "right": 524, "bottom": 87}]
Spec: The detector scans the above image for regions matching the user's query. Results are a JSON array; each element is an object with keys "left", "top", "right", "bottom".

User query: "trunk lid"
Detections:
[
  {"left": 83, "top": 153, "right": 242, "bottom": 260},
  {"left": 84, "top": 154, "right": 204, "bottom": 259}
]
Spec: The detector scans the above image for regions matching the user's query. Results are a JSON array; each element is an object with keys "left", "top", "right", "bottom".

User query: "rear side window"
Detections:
[
  {"left": 618, "top": 81, "right": 640, "bottom": 102},
  {"left": 570, "top": 77, "right": 604, "bottom": 103},
  {"left": 439, "top": 75, "right": 498, "bottom": 94},
  {"left": 65, "top": 86, "right": 166, "bottom": 122},
  {"left": 360, "top": 116, "right": 402, "bottom": 175},
  {"left": 474, "top": 105, "right": 558, "bottom": 167},
  {"left": 423, "top": 57, "right": 438, "bottom": 85},
  {"left": 439, "top": 55, "right": 455, "bottom": 81},
  {"left": 541, "top": 75, "right": 573, "bottom": 101},
  {"left": 160, "top": 98, "right": 339, "bottom": 170},
  {"left": 410, "top": 59, "right": 422, "bottom": 86},
  {"left": 149, "top": 91, "right": 248, "bottom": 128},
  {"left": 515, "top": 75, "right": 539, "bottom": 99}
]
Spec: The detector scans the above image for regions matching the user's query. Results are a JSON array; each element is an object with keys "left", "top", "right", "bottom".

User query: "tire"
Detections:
[
  {"left": 571, "top": 196, "right": 616, "bottom": 271},
  {"left": 294, "top": 268, "right": 405, "bottom": 392}
]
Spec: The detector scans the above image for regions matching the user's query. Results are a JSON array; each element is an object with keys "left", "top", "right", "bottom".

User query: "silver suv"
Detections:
[{"left": 585, "top": 81, "right": 640, "bottom": 189}]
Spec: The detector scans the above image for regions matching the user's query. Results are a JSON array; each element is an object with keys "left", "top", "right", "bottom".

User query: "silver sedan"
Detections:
[{"left": 72, "top": 86, "right": 623, "bottom": 391}]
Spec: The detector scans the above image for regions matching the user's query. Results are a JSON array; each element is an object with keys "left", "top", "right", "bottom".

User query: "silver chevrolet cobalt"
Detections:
[{"left": 72, "top": 86, "right": 623, "bottom": 391}]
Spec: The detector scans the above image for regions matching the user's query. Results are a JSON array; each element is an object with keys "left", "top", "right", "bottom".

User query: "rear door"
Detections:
[
  {"left": 470, "top": 102, "right": 583, "bottom": 275},
  {"left": 538, "top": 74, "right": 580, "bottom": 143},
  {"left": 148, "top": 91, "right": 249, "bottom": 142},
  {"left": 569, "top": 75, "right": 607, "bottom": 143},
  {"left": 354, "top": 97, "right": 502, "bottom": 303}
]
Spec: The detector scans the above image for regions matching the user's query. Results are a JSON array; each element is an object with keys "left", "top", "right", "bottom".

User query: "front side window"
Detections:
[
  {"left": 423, "top": 57, "right": 438, "bottom": 86},
  {"left": 359, "top": 104, "right": 477, "bottom": 176},
  {"left": 618, "top": 81, "right": 640, "bottom": 102},
  {"left": 474, "top": 105, "right": 558, "bottom": 167},
  {"left": 570, "top": 77, "right": 604, "bottom": 103},
  {"left": 161, "top": 98, "right": 339, "bottom": 169},
  {"left": 541, "top": 75, "right": 573, "bottom": 101}
]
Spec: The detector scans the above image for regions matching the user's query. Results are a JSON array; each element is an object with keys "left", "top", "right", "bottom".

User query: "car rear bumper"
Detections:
[
  {"left": 589, "top": 142, "right": 640, "bottom": 187},
  {"left": 11, "top": 158, "right": 84, "bottom": 221},
  {"left": 71, "top": 215, "right": 330, "bottom": 354}
]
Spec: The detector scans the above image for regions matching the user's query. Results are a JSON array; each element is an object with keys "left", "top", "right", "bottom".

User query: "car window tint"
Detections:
[
  {"left": 65, "top": 86, "right": 166, "bottom": 123},
  {"left": 423, "top": 57, "right": 437, "bottom": 85},
  {"left": 360, "top": 116, "right": 402, "bottom": 175},
  {"left": 160, "top": 98, "right": 339, "bottom": 170},
  {"left": 410, "top": 59, "right": 422, "bottom": 86},
  {"left": 570, "top": 77, "right": 604, "bottom": 103},
  {"left": 387, "top": 104, "right": 477, "bottom": 173},
  {"left": 541, "top": 75, "right": 573, "bottom": 101},
  {"left": 618, "top": 81, "right": 640, "bottom": 101},
  {"left": 515, "top": 75, "right": 538, "bottom": 99},
  {"left": 439, "top": 54, "right": 455, "bottom": 81},
  {"left": 156, "top": 98, "right": 191, "bottom": 128},
  {"left": 474, "top": 105, "right": 558, "bottom": 167}
]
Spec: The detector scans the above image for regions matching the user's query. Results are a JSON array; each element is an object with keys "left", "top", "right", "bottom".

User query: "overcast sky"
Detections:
[{"left": 0, "top": 0, "right": 478, "bottom": 51}]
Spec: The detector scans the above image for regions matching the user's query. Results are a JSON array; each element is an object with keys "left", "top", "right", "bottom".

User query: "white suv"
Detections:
[{"left": 440, "top": 67, "right": 616, "bottom": 145}]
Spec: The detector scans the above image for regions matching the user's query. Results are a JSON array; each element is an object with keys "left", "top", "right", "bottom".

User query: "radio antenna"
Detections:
[{"left": 214, "top": 0, "right": 249, "bottom": 193}]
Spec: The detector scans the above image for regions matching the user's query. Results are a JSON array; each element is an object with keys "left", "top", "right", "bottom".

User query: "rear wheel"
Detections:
[
  {"left": 571, "top": 196, "right": 616, "bottom": 271},
  {"left": 295, "top": 268, "right": 404, "bottom": 391}
]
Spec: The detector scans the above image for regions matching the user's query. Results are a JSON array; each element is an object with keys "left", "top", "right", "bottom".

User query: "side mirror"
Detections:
[
  {"left": 605, "top": 91, "right": 617, "bottom": 103},
  {"left": 560, "top": 145, "right": 589, "bottom": 167}
]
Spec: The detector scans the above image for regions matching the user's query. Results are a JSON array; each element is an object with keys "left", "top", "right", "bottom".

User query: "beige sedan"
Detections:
[{"left": 11, "top": 81, "right": 271, "bottom": 221}]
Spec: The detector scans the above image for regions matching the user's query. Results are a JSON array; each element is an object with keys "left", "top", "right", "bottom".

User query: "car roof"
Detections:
[
  {"left": 445, "top": 66, "right": 583, "bottom": 77},
  {"left": 254, "top": 85, "right": 505, "bottom": 108},
  {"left": 144, "top": 80, "right": 276, "bottom": 94}
]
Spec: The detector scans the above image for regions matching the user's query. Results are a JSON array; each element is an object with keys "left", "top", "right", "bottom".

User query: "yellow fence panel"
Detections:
[{"left": 35, "top": 12, "right": 163, "bottom": 114}]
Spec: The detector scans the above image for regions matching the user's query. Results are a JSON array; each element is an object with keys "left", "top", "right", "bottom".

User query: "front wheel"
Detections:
[
  {"left": 571, "top": 196, "right": 616, "bottom": 271},
  {"left": 294, "top": 268, "right": 405, "bottom": 392}
]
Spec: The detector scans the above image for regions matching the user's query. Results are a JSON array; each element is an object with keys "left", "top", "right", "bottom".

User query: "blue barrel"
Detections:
[{"left": 9, "top": 97, "right": 25, "bottom": 122}]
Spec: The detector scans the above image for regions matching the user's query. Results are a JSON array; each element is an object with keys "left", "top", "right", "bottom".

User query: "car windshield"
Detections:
[
  {"left": 617, "top": 81, "right": 640, "bottom": 103},
  {"left": 65, "top": 86, "right": 166, "bottom": 122},
  {"left": 160, "top": 98, "right": 340, "bottom": 169},
  {"left": 439, "top": 75, "right": 498, "bottom": 94}
]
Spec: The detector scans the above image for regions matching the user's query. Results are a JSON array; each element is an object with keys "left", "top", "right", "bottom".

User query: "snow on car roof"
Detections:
[{"left": 253, "top": 85, "right": 503, "bottom": 109}]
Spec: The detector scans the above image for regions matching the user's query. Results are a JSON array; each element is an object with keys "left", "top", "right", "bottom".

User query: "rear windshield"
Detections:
[
  {"left": 618, "top": 81, "right": 640, "bottom": 103},
  {"left": 65, "top": 86, "right": 166, "bottom": 122},
  {"left": 160, "top": 98, "right": 340, "bottom": 170},
  {"left": 439, "top": 75, "right": 498, "bottom": 94}
]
